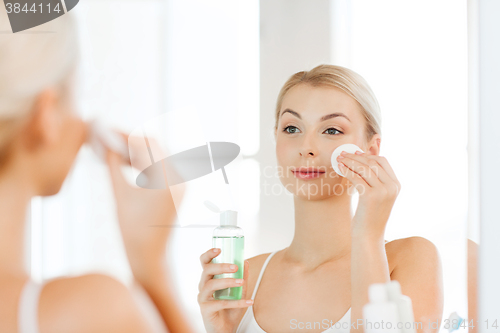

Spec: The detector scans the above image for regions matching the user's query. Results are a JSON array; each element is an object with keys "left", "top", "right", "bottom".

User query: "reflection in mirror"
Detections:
[{"left": 468, "top": 239, "right": 478, "bottom": 332}]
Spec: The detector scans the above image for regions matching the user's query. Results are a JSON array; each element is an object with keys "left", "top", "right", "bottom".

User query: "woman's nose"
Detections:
[
  {"left": 299, "top": 150, "right": 315, "bottom": 157},
  {"left": 298, "top": 135, "right": 318, "bottom": 157}
]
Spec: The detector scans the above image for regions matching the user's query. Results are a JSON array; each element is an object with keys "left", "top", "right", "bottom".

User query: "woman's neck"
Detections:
[
  {"left": 284, "top": 192, "right": 353, "bottom": 271},
  {"left": 0, "top": 167, "right": 33, "bottom": 279}
]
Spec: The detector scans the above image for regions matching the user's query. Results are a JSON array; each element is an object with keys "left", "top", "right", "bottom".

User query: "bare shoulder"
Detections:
[
  {"left": 385, "top": 236, "right": 439, "bottom": 264},
  {"left": 385, "top": 236, "right": 441, "bottom": 274},
  {"left": 386, "top": 237, "right": 444, "bottom": 324},
  {"left": 39, "top": 273, "right": 148, "bottom": 333}
]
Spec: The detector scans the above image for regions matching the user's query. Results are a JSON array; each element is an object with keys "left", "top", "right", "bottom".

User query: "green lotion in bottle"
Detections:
[{"left": 206, "top": 201, "right": 244, "bottom": 300}]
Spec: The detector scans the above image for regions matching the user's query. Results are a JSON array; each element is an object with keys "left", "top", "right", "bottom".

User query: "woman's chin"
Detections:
[{"left": 282, "top": 180, "right": 348, "bottom": 200}]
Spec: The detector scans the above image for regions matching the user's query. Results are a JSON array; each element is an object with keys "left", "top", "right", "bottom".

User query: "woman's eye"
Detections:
[
  {"left": 324, "top": 127, "right": 342, "bottom": 135},
  {"left": 282, "top": 126, "right": 343, "bottom": 135},
  {"left": 283, "top": 125, "right": 300, "bottom": 134}
]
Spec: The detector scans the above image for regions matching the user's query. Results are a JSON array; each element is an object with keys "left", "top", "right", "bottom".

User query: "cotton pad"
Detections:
[
  {"left": 87, "top": 119, "right": 129, "bottom": 163},
  {"left": 331, "top": 143, "right": 364, "bottom": 177}
]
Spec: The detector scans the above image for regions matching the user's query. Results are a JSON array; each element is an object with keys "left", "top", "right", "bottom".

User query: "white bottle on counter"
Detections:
[
  {"left": 362, "top": 283, "right": 402, "bottom": 333},
  {"left": 387, "top": 280, "right": 416, "bottom": 333}
]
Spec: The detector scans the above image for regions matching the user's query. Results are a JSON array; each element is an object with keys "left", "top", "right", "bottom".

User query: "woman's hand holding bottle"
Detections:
[{"left": 198, "top": 248, "right": 253, "bottom": 333}]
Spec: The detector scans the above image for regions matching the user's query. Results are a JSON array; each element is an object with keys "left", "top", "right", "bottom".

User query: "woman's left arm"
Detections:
[
  {"left": 389, "top": 237, "right": 444, "bottom": 332},
  {"left": 337, "top": 151, "right": 443, "bottom": 333}
]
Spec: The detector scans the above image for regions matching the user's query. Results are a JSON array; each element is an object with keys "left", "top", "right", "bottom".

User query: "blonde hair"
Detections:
[
  {"left": 274, "top": 64, "right": 382, "bottom": 143},
  {"left": 0, "top": 7, "right": 78, "bottom": 168}
]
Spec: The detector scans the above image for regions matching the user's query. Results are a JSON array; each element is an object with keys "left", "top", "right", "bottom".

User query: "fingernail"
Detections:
[
  {"left": 341, "top": 151, "right": 347, "bottom": 156},
  {"left": 213, "top": 248, "right": 219, "bottom": 253},
  {"left": 246, "top": 300, "right": 253, "bottom": 304},
  {"left": 230, "top": 264, "right": 237, "bottom": 270},
  {"left": 236, "top": 279, "right": 243, "bottom": 284},
  {"left": 355, "top": 150, "right": 363, "bottom": 155}
]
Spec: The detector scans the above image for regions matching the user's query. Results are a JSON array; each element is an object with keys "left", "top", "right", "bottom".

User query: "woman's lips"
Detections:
[{"left": 292, "top": 169, "right": 326, "bottom": 180}]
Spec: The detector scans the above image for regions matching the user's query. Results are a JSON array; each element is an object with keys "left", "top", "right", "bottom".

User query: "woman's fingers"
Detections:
[
  {"left": 200, "top": 248, "right": 221, "bottom": 267},
  {"left": 106, "top": 149, "right": 130, "bottom": 194},
  {"left": 198, "top": 248, "right": 229, "bottom": 292},
  {"left": 338, "top": 156, "right": 381, "bottom": 187},
  {"left": 198, "top": 263, "right": 240, "bottom": 292},
  {"left": 127, "top": 134, "right": 168, "bottom": 172},
  {"left": 241, "top": 260, "right": 250, "bottom": 301},
  {"left": 338, "top": 161, "right": 375, "bottom": 189},
  {"left": 340, "top": 153, "right": 401, "bottom": 198},
  {"left": 340, "top": 153, "right": 397, "bottom": 185},
  {"left": 198, "top": 248, "right": 242, "bottom": 290},
  {"left": 115, "top": 131, "right": 132, "bottom": 166},
  {"left": 198, "top": 278, "right": 244, "bottom": 303},
  {"left": 369, "top": 155, "right": 401, "bottom": 192},
  {"left": 198, "top": 249, "right": 253, "bottom": 310},
  {"left": 205, "top": 298, "right": 253, "bottom": 313}
]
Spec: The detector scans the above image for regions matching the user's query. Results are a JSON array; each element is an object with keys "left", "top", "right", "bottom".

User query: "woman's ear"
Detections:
[
  {"left": 366, "top": 134, "right": 381, "bottom": 156},
  {"left": 22, "top": 88, "right": 62, "bottom": 152}
]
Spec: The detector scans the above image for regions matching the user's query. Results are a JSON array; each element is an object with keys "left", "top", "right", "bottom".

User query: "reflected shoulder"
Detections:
[{"left": 39, "top": 273, "right": 149, "bottom": 333}]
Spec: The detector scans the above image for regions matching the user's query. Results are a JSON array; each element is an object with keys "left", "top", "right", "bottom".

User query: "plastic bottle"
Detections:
[
  {"left": 387, "top": 280, "right": 416, "bottom": 333},
  {"left": 205, "top": 201, "right": 245, "bottom": 300},
  {"left": 363, "top": 283, "right": 402, "bottom": 333},
  {"left": 447, "top": 311, "right": 464, "bottom": 332}
]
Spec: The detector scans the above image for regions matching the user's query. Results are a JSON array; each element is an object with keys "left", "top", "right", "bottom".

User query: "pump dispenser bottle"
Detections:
[
  {"left": 205, "top": 201, "right": 245, "bottom": 300},
  {"left": 363, "top": 283, "right": 402, "bottom": 333}
]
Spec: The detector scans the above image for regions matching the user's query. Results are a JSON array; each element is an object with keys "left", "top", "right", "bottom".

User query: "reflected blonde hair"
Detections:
[
  {"left": 274, "top": 64, "right": 382, "bottom": 143},
  {"left": 0, "top": 7, "right": 78, "bottom": 169}
]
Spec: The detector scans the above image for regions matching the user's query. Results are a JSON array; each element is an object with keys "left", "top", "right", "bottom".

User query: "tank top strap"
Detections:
[
  {"left": 18, "top": 279, "right": 44, "bottom": 333},
  {"left": 251, "top": 250, "right": 279, "bottom": 300}
]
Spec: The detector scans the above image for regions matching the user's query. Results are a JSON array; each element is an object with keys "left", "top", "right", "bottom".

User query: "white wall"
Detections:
[
  {"left": 475, "top": 0, "right": 500, "bottom": 330},
  {"left": 344, "top": 1, "right": 469, "bottom": 328}
]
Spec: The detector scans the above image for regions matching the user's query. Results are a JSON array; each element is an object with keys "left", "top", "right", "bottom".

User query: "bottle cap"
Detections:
[
  {"left": 386, "top": 280, "right": 402, "bottom": 301},
  {"left": 331, "top": 143, "right": 364, "bottom": 177},
  {"left": 220, "top": 210, "right": 237, "bottom": 226},
  {"left": 368, "top": 283, "right": 388, "bottom": 303}
]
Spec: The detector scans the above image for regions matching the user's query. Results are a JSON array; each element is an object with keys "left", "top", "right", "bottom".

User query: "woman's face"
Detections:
[
  {"left": 274, "top": 83, "right": 370, "bottom": 200},
  {"left": 25, "top": 86, "right": 88, "bottom": 196}
]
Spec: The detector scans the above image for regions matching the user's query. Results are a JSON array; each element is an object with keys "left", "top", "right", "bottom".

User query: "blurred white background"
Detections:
[{"left": 26, "top": 0, "right": 468, "bottom": 331}]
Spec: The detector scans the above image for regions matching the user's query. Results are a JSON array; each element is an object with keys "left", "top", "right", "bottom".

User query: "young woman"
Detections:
[
  {"left": 198, "top": 64, "right": 444, "bottom": 333},
  {"left": 0, "top": 7, "right": 194, "bottom": 333}
]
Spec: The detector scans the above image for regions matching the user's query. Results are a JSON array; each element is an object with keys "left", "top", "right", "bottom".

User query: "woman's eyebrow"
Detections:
[{"left": 281, "top": 108, "right": 351, "bottom": 122}]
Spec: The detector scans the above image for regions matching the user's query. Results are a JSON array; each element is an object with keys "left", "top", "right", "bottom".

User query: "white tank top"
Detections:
[
  {"left": 236, "top": 250, "right": 351, "bottom": 333},
  {"left": 17, "top": 277, "right": 169, "bottom": 333}
]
